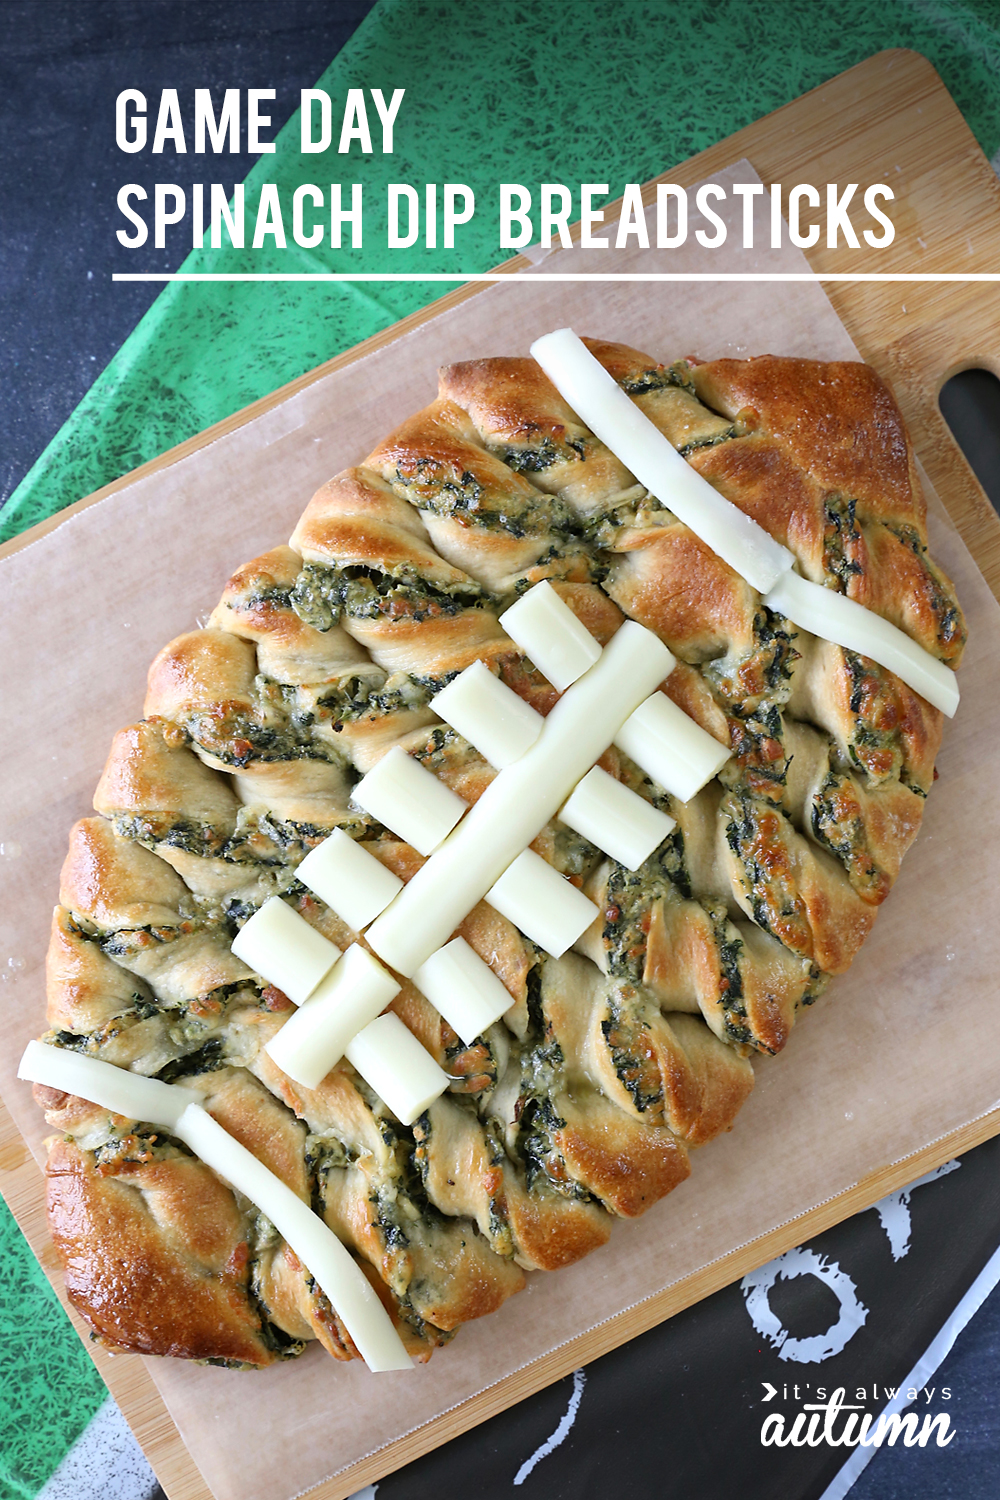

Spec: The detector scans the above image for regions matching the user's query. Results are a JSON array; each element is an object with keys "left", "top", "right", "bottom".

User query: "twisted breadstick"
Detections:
[{"left": 35, "top": 339, "right": 963, "bottom": 1366}]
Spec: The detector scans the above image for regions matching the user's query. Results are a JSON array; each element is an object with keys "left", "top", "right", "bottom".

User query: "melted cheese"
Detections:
[
  {"left": 344, "top": 1013, "right": 449, "bottom": 1127},
  {"left": 19, "top": 1040, "right": 412, "bottom": 1372},
  {"left": 614, "top": 691, "right": 732, "bottom": 803},
  {"left": 18, "top": 1038, "right": 197, "bottom": 1129},
  {"left": 765, "top": 569, "right": 960, "bottom": 717},
  {"left": 485, "top": 848, "right": 599, "bottom": 957},
  {"left": 531, "top": 327, "right": 959, "bottom": 718},
  {"left": 499, "top": 580, "right": 602, "bottom": 691},
  {"left": 231, "top": 897, "right": 340, "bottom": 1005},
  {"left": 176, "top": 1103, "right": 412, "bottom": 1371},
  {"left": 412, "top": 937, "right": 514, "bottom": 1046}
]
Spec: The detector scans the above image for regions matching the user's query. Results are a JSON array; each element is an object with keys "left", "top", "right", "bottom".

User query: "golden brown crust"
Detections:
[
  {"left": 60, "top": 815, "right": 188, "bottom": 931},
  {"left": 688, "top": 356, "right": 964, "bottom": 665},
  {"left": 145, "top": 629, "right": 259, "bottom": 732},
  {"left": 292, "top": 467, "right": 475, "bottom": 588},
  {"left": 689, "top": 357, "right": 920, "bottom": 523},
  {"left": 208, "top": 544, "right": 372, "bottom": 686},
  {"left": 94, "top": 719, "right": 240, "bottom": 849},
  {"left": 603, "top": 523, "right": 759, "bottom": 662},
  {"left": 34, "top": 340, "right": 962, "bottom": 1371},
  {"left": 46, "top": 905, "right": 154, "bottom": 1033},
  {"left": 45, "top": 1137, "right": 279, "bottom": 1366},
  {"left": 438, "top": 356, "right": 637, "bottom": 517},
  {"left": 553, "top": 1094, "right": 691, "bottom": 1218}
]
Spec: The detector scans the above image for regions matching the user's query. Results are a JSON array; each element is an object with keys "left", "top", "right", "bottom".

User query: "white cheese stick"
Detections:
[
  {"left": 365, "top": 619, "right": 674, "bottom": 976},
  {"left": 431, "top": 660, "right": 543, "bottom": 768},
  {"left": 413, "top": 937, "right": 515, "bottom": 1045},
  {"left": 345, "top": 1013, "right": 449, "bottom": 1127},
  {"left": 498, "top": 579, "right": 602, "bottom": 691},
  {"left": 486, "top": 848, "right": 599, "bottom": 958},
  {"left": 297, "top": 829, "right": 403, "bottom": 932},
  {"left": 530, "top": 329, "right": 795, "bottom": 595},
  {"left": 265, "top": 944, "right": 401, "bottom": 1089},
  {"left": 559, "top": 766, "right": 676, "bottom": 871},
  {"left": 351, "top": 744, "right": 468, "bottom": 856},
  {"left": 175, "top": 1103, "right": 412, "bottom": 1372},
  {"left": 764, "top": 569, "right": 960, "bottom": 718},
  {"left": 19, "top": 1041, "right": 411, "bottom": 1372},
  {"left": 231, "top": 896, "right": 340, "bottom": 1006},
  {"left": 614, "top": 692, "right": 732, "bottom": 803},
  {"left": 18, "top": 1039, "right": 199, "bottom": 1130}
]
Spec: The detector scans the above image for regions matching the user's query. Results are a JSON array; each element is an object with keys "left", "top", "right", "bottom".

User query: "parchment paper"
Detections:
[{"left": 2, "top": 164, "right": 999, "bottom": 1500}]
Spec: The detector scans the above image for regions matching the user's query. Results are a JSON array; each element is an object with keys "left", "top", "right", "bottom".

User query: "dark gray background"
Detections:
[{"left": 0, "top": 0, "right": 377, "bottom": 510}]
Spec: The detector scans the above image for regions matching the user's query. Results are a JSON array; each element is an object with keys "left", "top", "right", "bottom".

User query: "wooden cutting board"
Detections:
[{"left": 2, "top": 48, "right": 999, "bottom": 1500}]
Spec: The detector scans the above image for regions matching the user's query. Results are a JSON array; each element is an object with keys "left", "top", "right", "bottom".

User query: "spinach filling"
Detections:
[
  {"left": 47, "top": 993, "right": 163, "bottom": 1058},
  {"left": 823, "top": 496, "right": 865, "bottom": 591},
  {"left": 91, "top": 1125, "right": 190, "bottom": 1168},
  {"left": 600, "top": 828, "right": 689, "bottom": 984},
  {"left": 98, "top": 922, "right": 196, "bottom": 963},
  {"left": 251, "top": 1317, "right": 307, "bottom": 1360},
  {"left": 392, "top": 460, "right": 579, "bottom": 543},
  {"left": 882, "top": 522, "right": 965, "bottom": 654},
  {"left": 293, "top": 560, "right": 485, "bottom": 625},
  {"left": 503, "top": 973, "right": 590, "bottom": 1201},
  {"left": 723, "top": 699, "right": 788, "bottom": 801},
  {"left": 601, "top": 987, "right": 663, "bottom": 1115},
  {"left": 238, "top": 583, "right": 294, "bottom": 612},
  {"left": 723, "top": 790, "right": 812, "bottom": 961},
  {"left": 581, "top": 490, "right": 673, "bottom": 547},
  {"left": 500, "top": 434, "right": 586, "bottom": 473},
  {"left": 518, "top": 1095, "right": 591, "bottom": 1200},
  {"left": 186, "top": 708, "right": 336, "bottom": 770},
  {"left": 156, "top": 1038, "right": 225, "bottom": 1082},
  {"left": 811, "top": 769, "right": 889, "bottom": 902},
  {"left": 313, "top": 670, "right": 430, "bottom": 725},
  {"left": 677, "top": 426, "right": 737, "bottom": 458},
  {"left": 705, "top": 905, "right": 754, "bottom": 1047},
  {"left": 111, "top": 813, "right": 228, "bottom": 858},
  {"left": 289, "top": 563, "right": 342, "bottom": 631},
  {"left": 620, "top": 361, "right": 736, "bottom": 452},
  {"left": 618, "top": 361, "right": 688, "bottom": 396},
  {"left": 843, "top": 652, "right": 905, "bottom": 783},
  {"left": 703, "top": 608, "right": 798, "bottom": 707}
]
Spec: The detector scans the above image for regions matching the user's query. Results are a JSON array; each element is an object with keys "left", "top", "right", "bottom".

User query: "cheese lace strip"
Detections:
[
  {"left": 232, "top": 599, "right": 730, "bottom": 1099},
  {"left": 18, "top": 1040, "right": 412, "bottom": 1373},
  {"left": 365, "top": 618, "right": 674, "bottom": 975},
  {"left": 530, "top": 328, "right": 960, "bottom": 718}
]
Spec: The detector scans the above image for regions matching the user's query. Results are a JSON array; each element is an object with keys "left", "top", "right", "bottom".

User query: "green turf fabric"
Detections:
[
  {"left": 0, "top": 1198, "right": 107, "bottom": 1499},
  {"left": 3, "top": 0, "right": 1000, "bottom": 544}
]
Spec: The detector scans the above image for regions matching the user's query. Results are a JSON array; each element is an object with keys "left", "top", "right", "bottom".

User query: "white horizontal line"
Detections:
[{"left": 112, "top": 271, "right": 1000, "bottom": 283}]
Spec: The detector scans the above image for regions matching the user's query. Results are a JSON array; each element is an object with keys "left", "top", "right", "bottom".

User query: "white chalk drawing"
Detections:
[
  {"left": 741, "top": 1158, "right": 963, "bottom": 1363},
  {"left": 742, "top": 1249, "right": 869, "bottom": 1363},
  {"left": 874, "top": 1160, "right": 961, "bottom": 1261},
  {"left": 514, "top": 1369, "right": 587, "bottom": 1486}
]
